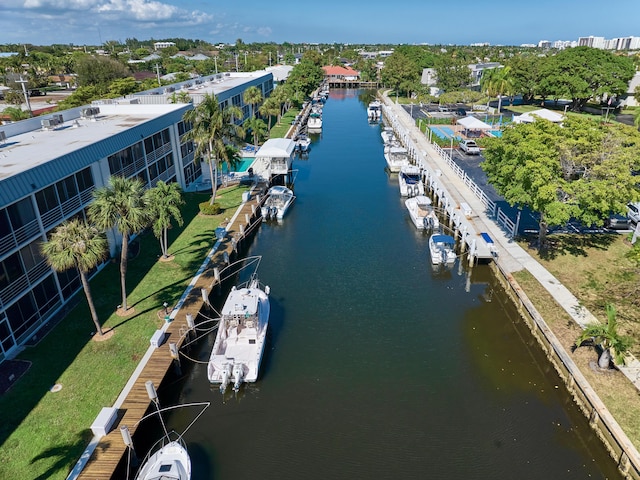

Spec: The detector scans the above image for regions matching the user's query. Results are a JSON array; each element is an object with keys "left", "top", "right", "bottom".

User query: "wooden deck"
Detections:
[{"left": 77, "top": 184, "right": 268, "bottom": 479}]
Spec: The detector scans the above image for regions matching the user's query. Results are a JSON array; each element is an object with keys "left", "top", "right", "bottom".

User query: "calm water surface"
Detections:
[{"left": 163, "top": 90, "right": 620, "bottom": 479}]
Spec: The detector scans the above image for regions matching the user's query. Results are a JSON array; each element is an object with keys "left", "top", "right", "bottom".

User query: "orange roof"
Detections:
[{"left": 322, "top": 65, "right": 359, "bottom": 76}]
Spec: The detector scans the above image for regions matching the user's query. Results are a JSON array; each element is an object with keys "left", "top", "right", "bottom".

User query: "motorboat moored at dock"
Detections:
[
  {"left": 367, "top": 100, "right": 382, "bottom": 122},
  {"left": 429, "top": 234, "right": 457, "bottom": 265},
  {"left": 405, "top": 195, "right": 439, "bottom": 230},
  {"left": 207, "top": 276, "right": 270, "bottom": 392},
  {"left": 384, "top": 146, "right": 410, "bottom": 173},
  {"left": 261, "top": 185, "right": 295, "bottom": 220},
  {"left": 398, "top": 164, "right": 425, "bottom": 197}
]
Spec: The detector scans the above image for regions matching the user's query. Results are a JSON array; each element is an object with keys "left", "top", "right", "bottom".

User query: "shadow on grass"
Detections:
[
  {"left": 536, "top": 233, "right": 618, "bottom": 261},
  {"left": 0, "top": 191, "right": 246, "bottom": 475},
  {"left": 29, "top": 430, "right": 95, "bottom": 480}
]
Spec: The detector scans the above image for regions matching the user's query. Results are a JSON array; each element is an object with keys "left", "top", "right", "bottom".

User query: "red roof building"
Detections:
[{"left": 322, "top": 65, "right": 360, "bottom": 81}]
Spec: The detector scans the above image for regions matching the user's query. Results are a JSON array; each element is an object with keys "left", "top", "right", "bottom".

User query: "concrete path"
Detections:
[{"left": 382, "top": 94, "right": 640, "bottom": 390}]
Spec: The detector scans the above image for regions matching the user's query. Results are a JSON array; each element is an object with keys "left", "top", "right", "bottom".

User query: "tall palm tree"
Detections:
[
  {"left": 243, "top": 85, "right": 263, "bottom": 120},
  {"left": 575, "top": 304, "right": 633, "bottom": 368},
  {"left": 89, "top": 176, "right": 149, "bottom": 312},
  {"left": 41, "top": 219, "right": 108, "bottom": 336},
  {"left": 145, "top": 180, "right": 184, "bottom": 258},
  {"left": 244, "top": 117, "right": 267, "bottom": 146},
  {"left": 182, "top": 93, "right": 244, "bottom": 205},
  {"left": 258, "top": 96, "right": 280, "bottom": 132},
  {"left": 480, "top": 66, "right": 513, "bottom": 113}
]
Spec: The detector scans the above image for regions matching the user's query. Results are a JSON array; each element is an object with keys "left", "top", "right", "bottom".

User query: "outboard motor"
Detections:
[
  {"left": 220, "top": 363, "right": 232, "bottom": 393},
  {"left": 233, "top": 364, "right": 244, "bottom": 392}
]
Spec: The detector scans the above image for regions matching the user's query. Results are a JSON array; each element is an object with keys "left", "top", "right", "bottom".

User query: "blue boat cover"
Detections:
[{"left": 481, "top": 232, "right": 494, "bottom": 244}]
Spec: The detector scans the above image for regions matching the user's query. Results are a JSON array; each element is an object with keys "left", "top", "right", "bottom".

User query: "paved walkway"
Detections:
[{"left": 382, "top": 94, "right": 640, "bottom": 391}]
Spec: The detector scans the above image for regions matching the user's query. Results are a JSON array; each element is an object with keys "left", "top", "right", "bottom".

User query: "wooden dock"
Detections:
[{"left": 76, "top": 184, "right": 267, "bottom": 479}]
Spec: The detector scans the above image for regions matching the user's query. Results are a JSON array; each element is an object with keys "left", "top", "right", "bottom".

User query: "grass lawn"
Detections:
[
  {"left": 513, "top": 233, "right": 640, "bottom": 447},
  {"left": 0, "top": 186, "right": 247, "bottom": 480},
  {"left": 269, "top": 108, "right": 300, "bottom": 138}
]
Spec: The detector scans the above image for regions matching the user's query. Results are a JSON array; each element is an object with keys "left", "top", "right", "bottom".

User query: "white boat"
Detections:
[
  {"left": 367, "top": 100, "right": 382, "bottom": 121},
  {"left": 295, "top": 134, "right": 311, "bottom": 153},
  {"left": 207, "top": 277, "right": 270, "bottom": 392},
  {"left": 135, "top": 435, "right": 191, "bottom": 480},
  {"left": 405, "top": 195, "right": 439, "bottom": 230},
  {"left": 398, "top": 165, "right": 425, "bottom": 197},
  {"left": 261, "top": 185, "right": 295, "bottom": 220},
  {"left": 381, "top": 126, "right": 396, "bottom": 145},
  {"left": 307, "top": 112, "right": 322, "bottom": 132},
  {"left": 384, "top": 146, "right": 410, "bottom": 172},
  {"left": 429, "top": 234, "right": 457, "bottom": 265},
  {"left": 130, "top": 399, "right": 209, "bottom": 480}
]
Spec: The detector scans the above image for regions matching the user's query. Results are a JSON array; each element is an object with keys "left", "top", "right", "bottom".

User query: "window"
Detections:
[
  {"left": 56, "top": 175, "right": 78, "bottom": 203},
  {"left": 0, "top": 252, "right": 25, "bottom": 290},
  {"left": 6, "top": 293, "right": 38, "bottom": 339},
  {"left": 36, "top": 185, "right": 58, "bottom": 215},
  {"left": 20, "top": 240, "right": 43, "bottom": 271},
  {"left": 76, "top": 167, "right": 94, "bottom": 192},
  {"left": 0, "top": 209, "right": 10, "bottom": 238},
  {"left": 7, "top": 198, "right": 36, "bottom": 229}
]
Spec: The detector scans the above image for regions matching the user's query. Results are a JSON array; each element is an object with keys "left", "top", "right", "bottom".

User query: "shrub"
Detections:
[{"left": 199, "top": 201, "right": 222, "bottom": 215}]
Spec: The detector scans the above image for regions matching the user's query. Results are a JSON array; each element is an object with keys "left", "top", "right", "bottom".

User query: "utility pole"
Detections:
[
  {"left": 16, "top": 76, "right": 32, "bottom": 117},
  {"left": 214, "top": 56, "right": 218, "bottom": 74},
  {"left": 155, "top": 63, "right": 161, "bottom": 87}
]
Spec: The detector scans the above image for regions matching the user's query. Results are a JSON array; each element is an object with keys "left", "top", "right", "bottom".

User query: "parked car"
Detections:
[
  {"left": 455, "top": 107, "right": 467, "bottom": 116},
  {"left": 605, "top": 213, "right": 630, "bottom": 230},
  {"left": 459, "top": 139, "right": 480, "bottom": 155},
  {"left": 627, "top": 203, "right": 640, "bottom": 224}
]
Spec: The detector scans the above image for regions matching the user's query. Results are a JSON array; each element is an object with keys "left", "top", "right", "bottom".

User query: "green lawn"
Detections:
[
  {"left": 0, "top": 187, "right": 247, "bottom": 480},
  {"left": 269, "top": 108, "right": 300, "bottom": 138}
]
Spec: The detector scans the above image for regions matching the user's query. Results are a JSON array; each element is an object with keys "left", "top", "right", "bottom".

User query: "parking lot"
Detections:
[{"left": 401, "top": 104, "right": 633, "bottom": 236}]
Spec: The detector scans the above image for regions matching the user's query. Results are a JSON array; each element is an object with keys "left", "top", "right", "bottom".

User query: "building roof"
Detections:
[
  {"left": 266, "top": 65, "right": 293, "bottom": 82},
  {"left": 255, "top": 138, "right": 295, "bottom": 157},
  {"left": 0, "top": 103, "right": 189, "bottom": 205},
  {"left": 457, "top": 116, "right": 492, "bottom": 130},
  {"left": 513, "top": 108, "right": 564, "bottom": 123},
  {"left": 322, "top": 65, "right": 359, "bottom": 76}
]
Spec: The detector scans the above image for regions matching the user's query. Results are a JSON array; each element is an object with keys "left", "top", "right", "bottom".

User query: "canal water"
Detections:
[{"left": 163, "top": 90, "right": 620, "bottom": 479}]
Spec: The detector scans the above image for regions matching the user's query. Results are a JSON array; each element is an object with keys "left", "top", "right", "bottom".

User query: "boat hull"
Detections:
[{"left": 207, "top": 281, "right": 270, "bottom": 390}]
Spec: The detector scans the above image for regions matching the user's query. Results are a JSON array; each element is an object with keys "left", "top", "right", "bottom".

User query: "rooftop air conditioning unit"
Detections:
[
  {"left": 164, "top": 87, "right": 175, "bottom": 93},
  {"left": 0, "top": 131, "right": 6, "bottom": 142}
]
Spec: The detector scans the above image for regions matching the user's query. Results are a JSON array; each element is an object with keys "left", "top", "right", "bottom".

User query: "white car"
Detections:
[
  {"left": 459, "top": 139, "right": 480, "bottom": 155},
  {"left": 627, "top": 203, "right": 640, "bottom": 224}
]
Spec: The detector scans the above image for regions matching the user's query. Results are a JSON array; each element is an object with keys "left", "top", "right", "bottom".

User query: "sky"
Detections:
[{"left": 1, "top": 0, "right": 639, "bottom": 47}]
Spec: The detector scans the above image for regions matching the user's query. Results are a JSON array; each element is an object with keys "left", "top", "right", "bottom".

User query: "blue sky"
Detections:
[{"left": 1, "top": 0, "right": 639, "bottom": 47}]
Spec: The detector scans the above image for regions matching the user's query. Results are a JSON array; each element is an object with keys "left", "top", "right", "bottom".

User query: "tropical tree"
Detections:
[
  {"left": 2, "top": 106, "right": 30, "bottom": 121},
  {"left": 575, "top": 304, "right": 633, "bottom": 368},
  {"left": 381, "top": 52, "right": 420, "bottom": 98},
  {"left": 243, "top": 85, "right": 263, "bottom": 119},
  {"left": 480, "top": 66, "right": 513, "bottom": 113},
  {"left": 41, "top": 219, "right": 108, "bottom": 336},
  {"left": 182, "top": 93, "right": 244, "bottom": 204},
  {"left": 244, "top": 117, "right": 267, "bottom": 146},
  {"left": 258, "top": 96, "right": 280, "bottom": 131},
  {"left": 89, "top": 176, "right": 149, "bottom": 312},
  {"left": 144, "top": 180, "right": 184, "bottom": 258},
  {"left": 482, "top": 116, "right": 640, "bottom": 250}
]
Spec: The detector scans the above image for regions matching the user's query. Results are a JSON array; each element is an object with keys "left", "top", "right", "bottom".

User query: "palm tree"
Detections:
[
  {"left": 480, "top": 66, "right": 513, "bottom": 113},
  {"left": 243, "top": 85, "right": 263, "bottom": 120},
  {"left": 182, "top": 93, "right": 244, "bottom": 205},
  {"left": 41, "top": 219, "right": 108, "bottom": 336},
  {"left": 259, "top": 96, "right": 280, "bottom": 132},
  {"left": 243, "top": 117, "right": 267, "bottom": 146},
  {"left": 89, "top": 176, "right": 149, "bottom": 313},
  {"left": 145, "top": 180, "right": 184, "bottom": 258},
  {"left": 574, "top": 304, "right": 633, "bottom": 368}
]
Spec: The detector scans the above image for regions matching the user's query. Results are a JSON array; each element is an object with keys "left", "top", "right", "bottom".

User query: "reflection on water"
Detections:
[{"left": 152, "top": 90, "right": 620, "bottom": 480}]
